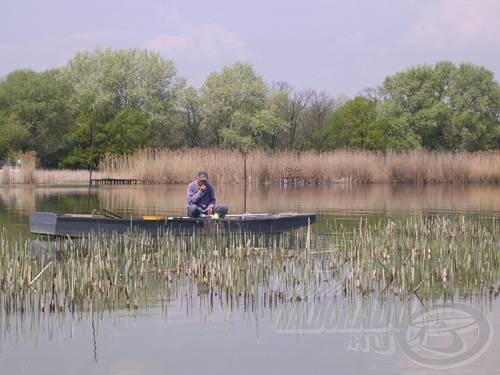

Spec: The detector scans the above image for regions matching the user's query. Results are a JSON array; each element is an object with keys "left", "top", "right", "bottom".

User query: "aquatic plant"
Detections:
[{"left": 0, "top": 215, "right": 498, "bottom": 321}]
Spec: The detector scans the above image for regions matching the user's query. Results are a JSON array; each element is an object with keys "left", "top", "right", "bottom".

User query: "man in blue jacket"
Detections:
[{"left": 187, "top": 171, "right": 228, "bottom": 218}]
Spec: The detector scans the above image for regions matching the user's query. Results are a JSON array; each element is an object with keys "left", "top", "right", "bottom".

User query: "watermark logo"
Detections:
[
  {"left": 399, "top": 303, "right": 493, "bottom": 369},
  {"left": 275, "top": 284, "right": 492, "bottom": 369}
]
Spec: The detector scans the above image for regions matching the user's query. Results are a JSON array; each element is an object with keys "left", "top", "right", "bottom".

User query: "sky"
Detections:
[{"left": 2, "top": 0, "right": 500, "bottom": 97}]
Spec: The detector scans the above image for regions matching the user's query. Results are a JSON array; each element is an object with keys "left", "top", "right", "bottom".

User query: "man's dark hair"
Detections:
[{"left": 197, "top": 171, "right": 209, "bottom": 181}]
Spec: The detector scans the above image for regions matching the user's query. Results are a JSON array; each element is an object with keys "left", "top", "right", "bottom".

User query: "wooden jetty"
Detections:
[{"left": 91, "top": 178, "right": 138, "bottom": 185}]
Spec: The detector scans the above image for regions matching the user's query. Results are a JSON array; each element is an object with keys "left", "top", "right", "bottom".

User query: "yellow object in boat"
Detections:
[{"left": 143, "top": 215, "right": 164, "bottom": 220}]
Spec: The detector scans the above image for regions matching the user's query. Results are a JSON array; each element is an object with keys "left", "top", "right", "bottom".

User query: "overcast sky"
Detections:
[{"left": 2, "top": 0, "right": 500, "bottom": 96}]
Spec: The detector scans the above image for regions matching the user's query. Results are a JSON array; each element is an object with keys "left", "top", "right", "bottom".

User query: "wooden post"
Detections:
[
  {"left": 243, "top": 151, "right": 247, "bottom": 213},
  {"left": 87, "top": 119, "right": 96, "bottom": 211}
]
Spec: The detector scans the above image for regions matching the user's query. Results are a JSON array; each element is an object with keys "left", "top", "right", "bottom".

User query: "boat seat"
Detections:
[{"left": 63, "top": 214, "right": 104, "bottom": 218}]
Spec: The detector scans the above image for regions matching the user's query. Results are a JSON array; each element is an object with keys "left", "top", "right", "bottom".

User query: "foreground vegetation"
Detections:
[
  {"left": 0, "top": 49, "right": 499, "bottom": 170},
  {"left": 1, "top": 215, "right": 497, "bottom": 320}
]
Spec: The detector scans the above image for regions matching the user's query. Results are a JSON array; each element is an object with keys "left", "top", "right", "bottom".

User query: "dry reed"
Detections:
[
  {"left": 1, "top": 165, "right": 10, "bottom": 184},
  {"left": 0, "top": 153, "right": 39, "bottom": 184},
  {"left": 2, "top": 149, "right": 499, "bottom": 185},
  {"left": 34, "top": 169, "right": 102, "bottom": 185},
  {"left": 99, "top": 149, "right": 500, "bottom": 185},
  {"left": 19, "top": 152, "right": 37, "bottom": 184}
]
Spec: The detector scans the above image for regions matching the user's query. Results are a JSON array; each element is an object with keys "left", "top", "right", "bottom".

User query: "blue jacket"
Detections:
[{"left": 186, "top": 181, "right": 216, "bottom": 212}]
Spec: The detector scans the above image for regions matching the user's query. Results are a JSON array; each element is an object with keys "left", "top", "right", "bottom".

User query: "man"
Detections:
[{"left": 187, "top": 171, "right": 228, "bottom": 218}]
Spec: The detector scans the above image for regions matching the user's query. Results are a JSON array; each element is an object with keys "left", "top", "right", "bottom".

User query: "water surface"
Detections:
[{"left": 0, "top": 184, "right": 499, "bottom": 374}]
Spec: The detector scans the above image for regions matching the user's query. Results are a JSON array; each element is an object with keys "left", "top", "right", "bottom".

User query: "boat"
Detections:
[{"left": 29, "top": 212, "right": 316, "bottom": 238}]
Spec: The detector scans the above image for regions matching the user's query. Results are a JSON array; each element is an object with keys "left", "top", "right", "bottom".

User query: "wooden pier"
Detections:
[
  {"left": 91, "top": 178, "right": 138, "bottom": 185},
  {"left": 280, "top": 168, "right": 320, "bottom": 185}
]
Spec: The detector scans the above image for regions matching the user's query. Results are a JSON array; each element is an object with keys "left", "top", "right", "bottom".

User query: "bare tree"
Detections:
[
  {"left": 360, "top": 87, "right": 382, "bottom": 102},
  {"left": 305, "top": 90, "right": 336, "bottom": 132},
  {"left": 291, "top": 90, "right": 338, "bottom": 149},
  {"left": 287, "top": 89, "right": 313, "bottom": 149},
  {"left": 271, "top": 83, "right": 340, "bottom": 149}
]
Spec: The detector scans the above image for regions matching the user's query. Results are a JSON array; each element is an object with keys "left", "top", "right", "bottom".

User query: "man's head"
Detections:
[{"left": 197, "top": 171, "right": 209, "bottom": 186}]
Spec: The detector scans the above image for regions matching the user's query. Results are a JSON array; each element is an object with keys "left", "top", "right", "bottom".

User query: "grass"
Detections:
[{"left": 0, "top": 215, "right": 497, "bottom": 321}]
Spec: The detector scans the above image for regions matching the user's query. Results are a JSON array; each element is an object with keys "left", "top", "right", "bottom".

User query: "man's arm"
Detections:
[
  {"left": 206, "top": 185, "right": 216, "bottom": 210},
  {"left": 187, "top": 183, "right": 203, "bottom": 205}
]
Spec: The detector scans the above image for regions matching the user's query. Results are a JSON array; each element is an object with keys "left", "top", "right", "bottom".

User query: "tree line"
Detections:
[{"left": 0, "top": 49, "right": 499, "bottom": 168}]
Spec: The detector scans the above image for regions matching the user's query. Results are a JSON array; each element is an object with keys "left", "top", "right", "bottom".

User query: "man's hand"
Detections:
[{"left": 207, "top": 207, "right": 213, "bottom": 215}]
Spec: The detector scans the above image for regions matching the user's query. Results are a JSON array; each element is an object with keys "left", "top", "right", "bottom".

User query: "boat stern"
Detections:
[{"left": 29, "top": 212, "right": 58, "bottom": 235}]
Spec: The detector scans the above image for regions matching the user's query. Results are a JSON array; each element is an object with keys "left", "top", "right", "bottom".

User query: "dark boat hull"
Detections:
[{"left": 29, "top": 212, "right": 316, "bottom": 237}]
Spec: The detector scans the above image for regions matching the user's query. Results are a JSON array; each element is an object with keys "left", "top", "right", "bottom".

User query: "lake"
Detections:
[{"left": 0, "top": 184, "right": 499, "bottom": 374}]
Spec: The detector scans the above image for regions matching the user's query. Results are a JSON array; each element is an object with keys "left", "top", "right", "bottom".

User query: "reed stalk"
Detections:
[
  {"left": 98, "top": 149, "right": 500, "bottom": 185},
  {"left": 0, "top": 215, "right": 497, "bottom": 322}
]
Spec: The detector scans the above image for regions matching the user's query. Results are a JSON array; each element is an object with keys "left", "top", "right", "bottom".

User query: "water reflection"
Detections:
[
  {"left": 91, "top": 184, "right": 500, "bottom": 215},
  {"left": 2, "top": 291, "right": 498, "bottom": 375},
  {"left": 1, "top": 184, "right": 499, "bottom": 218}
]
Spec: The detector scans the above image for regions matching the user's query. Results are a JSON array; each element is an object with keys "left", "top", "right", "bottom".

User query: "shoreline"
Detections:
[{"left": 1, "top": 179, "right": 500, "bottom": 187}]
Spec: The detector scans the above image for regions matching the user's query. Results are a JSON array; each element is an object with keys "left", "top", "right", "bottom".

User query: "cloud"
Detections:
[
  {"left": 404, "top": 0, "right": 500, "bottom": 49},
  {"left": 146, "top": 24, "right": 249, "bottom": 63}
]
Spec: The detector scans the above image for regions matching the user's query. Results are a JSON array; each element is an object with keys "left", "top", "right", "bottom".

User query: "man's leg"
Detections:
[
  {"left": 187, "top": 204, "right": 201, "bottom": 218},
  {"left": 213, "top": 205, "right": 228, "bottom": 218}
]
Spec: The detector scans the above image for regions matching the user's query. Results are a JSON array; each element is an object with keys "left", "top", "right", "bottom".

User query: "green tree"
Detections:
[
  {"left": 380, "top": 62, "right": 451, "bottom": 149},
  {"left": 179, "top": 86, "right": 202, "bottom": 147},
  {"left": 220, "top": 95, "right": 288, "bottom": 151},
  {"left": 0, "top": 69, "right": 74, "bottom": 166},
  {"left": 445, "top": 64, "right": 500, "bottom": 150},
  {"left": 201, "top": 62, "right": 268, "bottom": 147},
  {"left": 101, "top": 108, "right": 150, "bottom": 154},
  {"left": 259, "top": 90, "right": 289, "bottom": 150},
  {"left": 0, "top": 113, "right": 29, "bottom": 159},
  {"left": 380, "top": 62, "right": 500, "bottom": 150},
  {"left": 61, "top": 48, "right": 183, "bottom": 168},
  {"left": 311, "top": 97, "right": 384, "bottom": 150}
]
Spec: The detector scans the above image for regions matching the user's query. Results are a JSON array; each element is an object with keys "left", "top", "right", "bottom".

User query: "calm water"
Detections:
[{"left": 0, "top": 184, "right": 499, "bottom": 374}]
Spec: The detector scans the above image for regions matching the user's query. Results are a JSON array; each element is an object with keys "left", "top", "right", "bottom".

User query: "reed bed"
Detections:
[
  {"left": 19, "top": 152, "right": 37, "bottom": 184},
  {"left": 99, "top": 149, "right": 500, "bottom": 185},
  {"left": 2, "top": 150, "right": 499, "bottom": 185},
  {"left": 342, "top": 216, "right": 499, "bottom": 300},
  {"left": 0, "top": 216, "right": 497, "bottom": 322},
  {"left": 0, "top": 152, "right": 38, "bottom": 185},
  {"left": 33, "top": 169, "right": 103, "bottom": 185},
  {"left": 0, "top": 168, "right": 102, "bottom": 185}
]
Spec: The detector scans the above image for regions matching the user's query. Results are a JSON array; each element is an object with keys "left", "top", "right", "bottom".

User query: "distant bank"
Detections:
[{"left": 1, "top": 149, "right": 499, "bottom": 186}]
